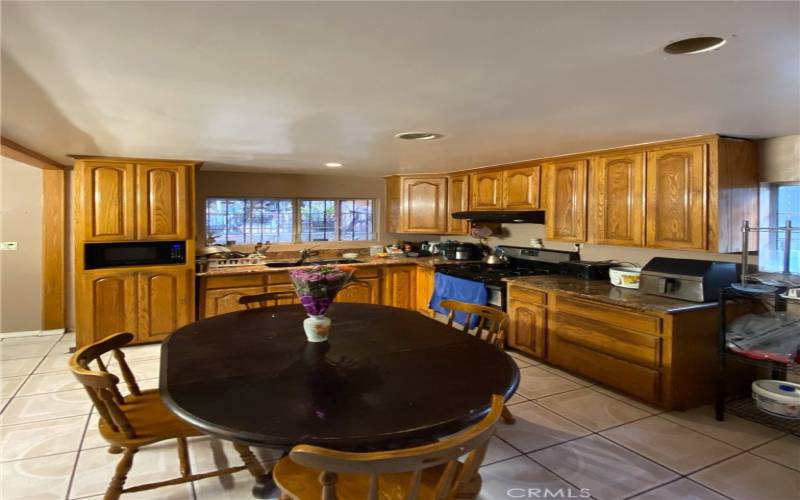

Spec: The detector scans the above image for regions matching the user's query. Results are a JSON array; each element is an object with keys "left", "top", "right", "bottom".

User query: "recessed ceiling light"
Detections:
[
  {"left": 664, "top": 36, "right": 726, "bottom": 55},
  {"left": 325, "top": 162, "right": 343, "bottom": 168},
  {"left": 394, "top": 132, "right": 444, "bottom": 141}
]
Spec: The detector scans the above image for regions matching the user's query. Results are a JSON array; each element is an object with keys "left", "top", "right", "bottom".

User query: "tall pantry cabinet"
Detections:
[{"left": 74, "top": 157, "right": 200, "bottom": 348}]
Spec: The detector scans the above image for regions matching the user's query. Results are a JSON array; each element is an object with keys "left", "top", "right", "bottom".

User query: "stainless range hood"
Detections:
[{"left": 451, "top": 211, "right": 545, "bottom": 224}]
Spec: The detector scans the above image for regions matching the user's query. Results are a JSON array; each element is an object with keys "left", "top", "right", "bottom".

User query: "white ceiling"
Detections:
[{"left": 2, "top": 1, "right": 798, "bottom": 176}]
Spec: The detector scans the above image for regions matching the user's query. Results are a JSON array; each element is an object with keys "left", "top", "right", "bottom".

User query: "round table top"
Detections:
[{"left": 160, "top": 303, "right": 519, "bottom": 450}]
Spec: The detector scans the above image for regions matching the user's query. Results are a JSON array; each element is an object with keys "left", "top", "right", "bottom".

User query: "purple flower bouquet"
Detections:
[{"left": 289, "top": 265, "right": 355, "bottom": 341}]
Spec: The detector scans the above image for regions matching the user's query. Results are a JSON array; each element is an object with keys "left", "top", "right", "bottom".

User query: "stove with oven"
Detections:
[{"left": 434, "top": 245, "right": 579, "bottom": 310}]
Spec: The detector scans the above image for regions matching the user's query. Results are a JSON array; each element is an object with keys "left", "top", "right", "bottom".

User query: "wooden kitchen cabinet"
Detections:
[
  {"left": 544, "top": 158, "right": 588, "bottom": 242},
  {"left": 507, "top": 299, "right": 547, "bottom": 358},
  {"left": 77, "top": 162, "right": 137, "bottom": 241},
  {"left": 502, "top": 164, "right": 541, "bottom": 209},
  {"left": 336, "top": 277, "right": 380, "bottom": 304},
  {"left": 400, "top": 176, "right": 449, "bottom": 233},
  {"left": 588, "top": 152, "right": 645, "bottom": 246},
  {"left": 645, "top": 145, "right": 707, "bottom": 250},
  {"left": 416, "top": 266, "right": 435, "bottom": 316},
  {"left": 77, "top": 271, "right": 138, "bottom": 345},
  {"left": 203, "top": 286, "right": 266, "bottom": 318},
  {"left": 137, "top": 268, "right": 193, "bottom": 342},
  {"left": 381, "top": 265, "right": 416, "bottom": 309},
  {"left": 136, "top": 163, "right": 190, "bottom": 240},
  {"left": 385, "top": 175, "right": 402, "bottom": 233},
  {"left": 447, "top": 174, "right": 470, "bottom": 234},
  {"left": 470, "top": 171, "right": 503, "bottom": 210}
]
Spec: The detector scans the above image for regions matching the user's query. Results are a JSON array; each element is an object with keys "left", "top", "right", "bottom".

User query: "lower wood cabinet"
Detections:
[
  {"left": 203, "top": 286, "right": 266, "bottom": 318},
  {"left": 416, "top": 266, "right": 435, "bottom": 316},
  {"left": 507, "top": 299, "right": 547, "bottom": 358},
  {"left": 381, "top": 265, "right": 417, "bottom": 309},
  {"left": 77, "top": 266, "right": 193, "bottom": 347},
  {"left": 336, "top": 277, "right": 380, "bottom": 304},
  {"left": 506, "top": 283, "right": 736, "bottom": 410}
]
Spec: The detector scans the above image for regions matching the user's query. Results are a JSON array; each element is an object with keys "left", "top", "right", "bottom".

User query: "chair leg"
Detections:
[
  {"left": 177, "top": 437, "right": 191, "bottom": 477},
  {"left": 107, "top": 445, "right": 123, "bottom": 454},
  {"left": 104, "top": 447, "right": 137, "bottom": 500},
  {"left": 233, "top": 442, "right": 267, "bottom": 478},
  {"left": 501, "top": 405, "right": 515, "bottom": 425}
]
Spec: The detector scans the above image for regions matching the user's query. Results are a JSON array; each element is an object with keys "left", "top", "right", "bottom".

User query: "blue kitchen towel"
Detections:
[{"left": 430, "top": 273, "right": 488, "bottom": 328}]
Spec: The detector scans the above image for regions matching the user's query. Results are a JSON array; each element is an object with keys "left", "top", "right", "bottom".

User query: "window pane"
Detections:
[
  {"left": 300, "top": 200, "right": 337, "bottom": 242},
  {"left": 337, "top": 199, "right": 373, "bottom": 241},
  {"left": 205, "top": 198, "right": 293, "bottom": 245}
]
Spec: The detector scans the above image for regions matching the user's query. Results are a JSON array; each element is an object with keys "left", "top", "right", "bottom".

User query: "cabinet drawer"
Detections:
[
  {"left": 266, "top": 283, "right": 295, "bottom": 293},
  {"left": 204, "top": 275, "right": 266, "bottom": 290},
  {"left": 555, "top": 295, "right": 661, "bottom": 334},
  {"left": 507, "top": 286, "right": 547, "bottom": 305},
  {"left": 556, "top": 313, "right": 662, "bottom": 369},
  {"left": 549, "top": 333, "right": 662, "bottom": 403}
]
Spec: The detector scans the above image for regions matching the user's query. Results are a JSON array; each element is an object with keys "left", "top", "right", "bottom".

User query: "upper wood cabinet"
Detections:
[
  {"left": 470, "top": 171, "right": 503, "bottom": 210},
  {"left": 502, "top": 165, "right": 541, "bottom": 209},
  {"left": 79, "top": 162, "right": 137, "bottom": 241},
  {"left": 75, "top": 158, "right": 195, "bottom": 242},
  {"left": 588, "top": 152, "right": 645, "bottom": 246},
  {"left": 136, "top": 164, "right": 189, "bottom": 240},
  {"left": 447, "top": 174, "right": 470, "bottom": 234},
  {"left": 385, "top": 176, "right": 402, "bottom": 233},
  {"left": 544, "top": 159, "right": 588, "bottom": 242},
  {"left": 645, "top": 145, "right": 707, "bottom": 250},
  {"left": 401, "top": 177, "right": 448, "bottom": 233}
]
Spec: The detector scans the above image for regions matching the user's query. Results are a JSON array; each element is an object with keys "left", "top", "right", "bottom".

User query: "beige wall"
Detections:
[
  {"left": 435, "top": 223, "right": 745, "bottom": 266},
  {"left": 0, "top": 157, "right": 43, "bottom": 333},
  {"left": 759, "top": 135, "right": 800, "bottom": 183},
  {"left": 195, "top": 170, "right": 389, "bottom": 251}
]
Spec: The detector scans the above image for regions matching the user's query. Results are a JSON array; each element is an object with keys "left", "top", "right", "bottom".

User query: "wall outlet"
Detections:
[{"left": 0, "top": 242, "right": 18, "bottom": 251}]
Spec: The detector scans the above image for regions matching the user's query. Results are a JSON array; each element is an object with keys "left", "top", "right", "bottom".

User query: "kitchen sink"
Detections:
[{"left": 265, "top": 258, "right": 363, "bottom": 268}]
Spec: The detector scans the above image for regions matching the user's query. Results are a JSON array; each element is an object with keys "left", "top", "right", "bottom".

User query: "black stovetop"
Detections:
[{"left": 434, "top": 261, "right": 558, "bottom": 286}]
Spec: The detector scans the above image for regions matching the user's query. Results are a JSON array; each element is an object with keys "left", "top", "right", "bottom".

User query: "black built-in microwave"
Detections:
[{"left": 84, "top": 241, "right": 186, "bottom": 270}]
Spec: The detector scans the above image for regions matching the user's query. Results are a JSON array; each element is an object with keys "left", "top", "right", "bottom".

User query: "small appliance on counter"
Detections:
[
  {"left": 438, "top": 241, "right": 485, "bottom": 261},
  {"left": 639, "top": 257, "right": 738, "bottom": 302},
  {"left": 559, "top": 260, "right": 617, "bottom": 280}
]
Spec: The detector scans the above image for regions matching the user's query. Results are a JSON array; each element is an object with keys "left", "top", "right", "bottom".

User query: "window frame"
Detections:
[{"left": 204, "top": 196, "right": 377, "bottom": 245}]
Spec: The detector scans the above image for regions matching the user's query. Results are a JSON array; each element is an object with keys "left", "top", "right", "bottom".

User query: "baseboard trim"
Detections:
[{"left": 0, "top": 328, "right": 65, "bottom": 339}]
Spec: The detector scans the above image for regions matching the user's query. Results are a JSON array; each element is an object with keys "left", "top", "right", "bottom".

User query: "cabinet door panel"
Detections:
[
  {"left": 203, "top": 286, "right": 266, "bottom": 318},
  {"left": 508, "top": 300, "right": 546, "bottom": 357},
  {"left": 78, "top": 272, "right": 138, "bottom": 345},
  {"left": 544, "top": 159, "right": 587, "bottom": 242},
  {"left": 447, "top": 174, "right": 470, "bottom": 234},
  {"left": 470, "top": 172, "right": 502, "bottom": 210},
  {"left": 401, "top": 177, "right": 448, "bottom": 233},
  {"left": 381, "top": 265, "right": 416, "bottom": 310},
  {"left": 646, "top": 146, "right": 706, "bottom": 250},
  {"left": 83, "top": 163, "right": 136, "bottom": 241},
  {"left": 589, "top": 153, "right": 644, "bottom": 246},
  {"left": 137, "top": 164, "right": 188, "bottom": 240},
  {"left": 416, "top": 267, "right": 435, "bottom": 315},
  {"left": 502, "top": 165, "right": 541, "bottom": 209},
  {"left": 137, "top": 268, "right": 192, "bottom": 342},
  {"left": 336, "top": 277, "right": 380, "bottom": 304}
]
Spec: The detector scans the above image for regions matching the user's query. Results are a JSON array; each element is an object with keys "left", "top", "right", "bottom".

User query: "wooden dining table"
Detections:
[{"left": 160, "top": 302, "right": 520, "bottom": 498}]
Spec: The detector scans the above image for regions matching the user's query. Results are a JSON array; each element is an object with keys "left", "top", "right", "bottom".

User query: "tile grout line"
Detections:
[
  {"left": 684, "top": 476, "right": 737, "bottom": 500},
  {"left": 2, "top": 334, "right": 68, "bottom": 409},
  {"left": 64, "top": 409, "right": 94, "bottom": 500}
]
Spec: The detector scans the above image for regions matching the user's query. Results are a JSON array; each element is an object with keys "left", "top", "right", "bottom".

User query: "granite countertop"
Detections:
[
  {"left": 197, "top": 256, "right": 447, "bottom": 277},
  {"left": 504, "top": 275, "right": 718, "bottom": 314}
]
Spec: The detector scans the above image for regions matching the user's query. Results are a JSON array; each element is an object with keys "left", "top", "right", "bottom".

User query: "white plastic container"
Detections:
[
  {"left": 752, "top": 380, "right": 800, "bottom": 419},
  {"left": 609, "top": 266, "right": 642, "bottom": 289}
]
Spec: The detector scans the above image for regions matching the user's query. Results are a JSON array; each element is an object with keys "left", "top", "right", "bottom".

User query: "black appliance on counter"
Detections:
[
  {"left": 85, "top": 241, "right": 186, "bottom": 270},
  {"left": 435, "top": 245, "right": 579, "bottom": 310},
  {"left": 639, "top": 257, "right": 738, "bottom": 303},
  {"left": 438, "top": 241, "right": 485, "bottom": 261},
  {"left": 560, "top": 260, "right": 617, "bottom": 280}
]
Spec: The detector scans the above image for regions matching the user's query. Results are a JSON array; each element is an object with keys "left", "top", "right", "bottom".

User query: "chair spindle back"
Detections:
[
  {"left": 440, "top": 299, "right": 509, "bottom": 348},
  {"left": 238, "top": 291, "right": 299, "bottom": 309}
]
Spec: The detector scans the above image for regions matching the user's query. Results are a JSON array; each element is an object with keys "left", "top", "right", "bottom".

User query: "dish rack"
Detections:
[
  {"left": 737, "top": 219, "right": 800, "bottom": 292},
  {"left": 206, "top": 257, "right": 266, "bottom": 268},
  {"left": 715, "top": 286, "right": 800, "bottom": 435}
]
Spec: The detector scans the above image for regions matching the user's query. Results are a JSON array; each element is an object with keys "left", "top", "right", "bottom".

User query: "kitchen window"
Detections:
[
  {"left": 758, "top": 183, "right": 800, "bottom": 273},
  {"left": 205, "top": 198, "right": 375, "bottom": 244}
]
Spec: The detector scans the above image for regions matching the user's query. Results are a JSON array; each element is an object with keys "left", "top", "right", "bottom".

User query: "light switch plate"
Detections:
[{"left": 0, "top": 242, "right": 18, "bottom": 251}]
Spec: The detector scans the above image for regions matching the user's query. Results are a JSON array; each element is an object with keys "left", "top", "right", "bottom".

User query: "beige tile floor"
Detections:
[{"left": 1, "top": 333, "right": 798, "bottom": 500}]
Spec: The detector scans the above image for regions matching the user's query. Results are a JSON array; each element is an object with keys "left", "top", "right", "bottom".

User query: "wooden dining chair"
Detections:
[
  {"left": 273, "top": 394, "right": 504, "bottom": 500},
  {"left": 69, "top": 332, "right": 267, "bottom": 500},
  {"left": 239, "top": 290, "right": 299, "bottom": 308},
  {"left": 439, "top": 299, "right": 515, "bottom": 425}
]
